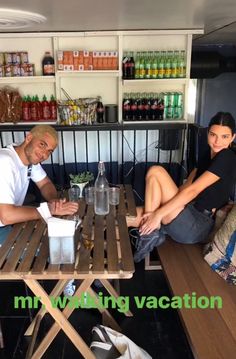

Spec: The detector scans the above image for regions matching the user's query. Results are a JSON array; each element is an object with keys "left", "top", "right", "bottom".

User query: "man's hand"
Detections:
[
  {"left": 48, "top": 199, "right": 79, "bottom": 216},
  {"left": 139, "top": 210, "right": 162, "bottom": 235}
]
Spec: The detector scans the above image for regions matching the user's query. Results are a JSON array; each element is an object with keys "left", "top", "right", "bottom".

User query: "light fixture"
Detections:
[{"left": 0, "top": 8, "right": 46, "bottom": 30}]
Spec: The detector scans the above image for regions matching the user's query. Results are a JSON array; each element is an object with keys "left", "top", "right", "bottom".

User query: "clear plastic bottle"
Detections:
[{"left": 94, "top": 161, "right": 109, "bottom": 215}]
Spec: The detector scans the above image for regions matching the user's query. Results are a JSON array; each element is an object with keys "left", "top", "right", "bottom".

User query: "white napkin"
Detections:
[{"left": 48, "top": 217, "right": 76, "bottom": 237}]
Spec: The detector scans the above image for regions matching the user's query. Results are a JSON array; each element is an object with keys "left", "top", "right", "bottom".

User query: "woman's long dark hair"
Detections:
[{"left": 208, "top": 112, "right": 236, "bottom": 134}]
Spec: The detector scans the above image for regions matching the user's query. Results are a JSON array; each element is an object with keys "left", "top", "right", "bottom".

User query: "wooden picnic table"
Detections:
[{"left": 0, "top": 184, "right": 136, "bottom": 359}]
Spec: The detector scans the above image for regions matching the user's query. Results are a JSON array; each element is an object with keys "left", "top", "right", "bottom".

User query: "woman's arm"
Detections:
[
  {"left": 140, "top": 170, "right": 220, "bottom": 235},
  {"left": 178, "top": 168, "right": 197, "bottom": 192}
]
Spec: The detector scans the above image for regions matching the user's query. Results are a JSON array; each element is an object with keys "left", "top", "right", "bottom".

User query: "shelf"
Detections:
[
  {"left": 57, "top": 70, "right": 120, "bottom": 78},
  {"left": 122, "top": 78, "right": 188, "bottom": 85},
  {"left": 0, "top": 121, "right": 57, "bottom": 126},
  {"left": 0, "top": 76, "right": 56, "bottom": 84},
  {"left": 123, "top": 119, "right": 187, "bottom": 124}
]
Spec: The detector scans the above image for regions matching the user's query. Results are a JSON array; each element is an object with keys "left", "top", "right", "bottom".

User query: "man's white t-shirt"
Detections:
[{"left": 0, "top": 144, "right": 47, "bottom": 226}]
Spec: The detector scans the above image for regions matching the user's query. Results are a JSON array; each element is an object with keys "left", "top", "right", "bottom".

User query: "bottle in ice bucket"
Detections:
[{"left": 94, "top": 161, "right": 109, "bottom": 215}]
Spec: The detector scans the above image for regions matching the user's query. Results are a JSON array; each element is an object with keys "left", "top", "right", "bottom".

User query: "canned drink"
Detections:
[
  {"left": 167, "top": 106, "right": 174, "bottom": 119},
  {"left": 11, "top": 64, "right": 21, "bottom": 77},
  {"left": 163, "top": 107, "right": 168, "bottom": 120},
  {"left": 20, "top": 64, "right": 28, "bottom": 76},
  {"left": 4, "top": 52, "right": 12, "bottom": 65},
  {"left": 163, "top": 92, "right": 169, "bottom": 107},
  {"left": 176, "top": 106, "right": 183, "bottom": 118},
  {"left": 12, "top": 52, "right": 21, "bottom": 65},
  {"left": 0, "top": 52, "right": 4, "bottom": 66},
  {"left": 169, "top": 92, "right": 175, "bottom": 107},
  {"left": 4, "top": 64, "right": 12, "bottom": 77},
  {"left": 176, "top": 92, "right": 183, "bottom": 107},
  {"left": 0, "top": 65, "right": 4, "bottom": 77},
  {"left": 20, "top": 51, "right": 28, "bottom": 64},
  {"left": 173, "top": 106, "right": 183, "bottom": 119}
]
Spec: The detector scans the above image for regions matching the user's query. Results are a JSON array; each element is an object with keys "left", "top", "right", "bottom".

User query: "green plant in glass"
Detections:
[
  {"left": 69, "top": 171, "right": 94, "bottom": 198},
  {"left": 69, "top": 171, "right": 94, "bottom": 184}
]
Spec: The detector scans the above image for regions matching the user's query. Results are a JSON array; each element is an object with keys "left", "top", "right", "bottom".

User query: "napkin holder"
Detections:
[{"left": 48, "top": 217, "right": 76, "bottom": 264}]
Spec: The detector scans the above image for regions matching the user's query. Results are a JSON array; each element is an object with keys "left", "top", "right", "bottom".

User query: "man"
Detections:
[{"left": 0, "top": 125, "right": 78, "bottom": 244}]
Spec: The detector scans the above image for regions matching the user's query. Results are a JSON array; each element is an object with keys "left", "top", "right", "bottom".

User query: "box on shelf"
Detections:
[{"left": 57, "top": 50, "right": 118, "bottom": 71}]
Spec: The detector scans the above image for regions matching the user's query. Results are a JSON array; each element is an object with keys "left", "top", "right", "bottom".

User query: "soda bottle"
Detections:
[
  {"left": 179, "top": 50, "right": 186, "bottom": 78},
  {"left": 136, "top": 93, "right": 143, "bottom": 121},
  {"left": 130, "top": 93, "right": 137, "bottom": 120},
  {"left": 157, "top": 94, "right": 164, "bottom": 120},
  {"left": 42, "top": 95, "right": 51, "bottom": 120},
  {"left": 145, "top": 52, "right": 151, "bottom": 79},
  {"left": 22, "top": 96, "right": 31, "bottom": 121},
  {"left": 141, "top": 93, "right": 147, "bottom": 120},
  {"left": 150, "top": 93, "right": 158, "bottom": 120},
  {"left": 158, "top": 51, "right": 164, "bottom": 79},
  {"left": 94, "top": 161, "right": 109, "bottom": 215},
  {"left": 122, "top": 52, "right": 129, "bottom": 79},
  {"left": 42, "top": 51, "right": 55, "bottom": 76},
  {"left": 123, "top": 93, "right": 130, "bottom": 121},
  {"left": 164, "top": 51, "right": 171, "bottom": 79},
  {"left": 96, "top": 97, "right": 104, "bottom": 123},
  {"left": 171, "top": 51, "right": 178, "bottom": 78},
  {"left": 139, "top": 52, "right": 145, "bottom": 79},
  {"left": 129, "top": 51, "right": 135, "bottom": 79},
  {"left": 145, "top": 93, "right": 151, "bottom": 120},
  {"left": 50, "top": 95, "right": 57, "bottom": 120},
  {"left": 151, "top": 52, "right": 158, "bottom": 79},
  {"left": 135, "top": 52, "right": 140, "bottom": 79}
]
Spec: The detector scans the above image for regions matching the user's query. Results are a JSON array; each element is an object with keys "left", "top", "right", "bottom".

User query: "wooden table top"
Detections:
[{"left": 0, "top": 184, "right": 136, "bottom": 280}]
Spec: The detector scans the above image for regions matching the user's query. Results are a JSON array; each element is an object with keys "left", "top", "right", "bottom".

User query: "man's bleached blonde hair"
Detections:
[{"left": 30, "top": 125, "right": 58, "bottom": 145}]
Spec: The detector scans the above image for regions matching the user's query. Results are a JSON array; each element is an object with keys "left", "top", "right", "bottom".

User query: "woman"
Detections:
[{"left": 128, "top": 112, "right": 236, "bottom": 262}]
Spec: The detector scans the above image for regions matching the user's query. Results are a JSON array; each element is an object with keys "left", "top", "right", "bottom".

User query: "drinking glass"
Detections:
[
  {"left": 68, "top": 187, "right": 80, "bottom": 202},
  {"left": 84, "top": 186, "right": 95, "bottom": 205},
  {"left": 109, "top": 187, "right": 120, "bottom": 205}
]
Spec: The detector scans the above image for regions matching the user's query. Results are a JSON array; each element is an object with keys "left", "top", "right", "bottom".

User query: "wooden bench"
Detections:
[{"left": 157, "top": 239, "right": 236, "bottom": 359}]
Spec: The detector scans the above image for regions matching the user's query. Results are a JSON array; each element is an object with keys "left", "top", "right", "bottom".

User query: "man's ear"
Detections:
[{"left": 25, "top": 132, "right": 33, "bottom": 143}]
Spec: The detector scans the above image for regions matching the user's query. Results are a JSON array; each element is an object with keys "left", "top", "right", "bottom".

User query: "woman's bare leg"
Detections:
[
  {"left": 126, "top": 165, "right": 179, "bottom": 227},
  {"left": 126, "top": 206, "right": 144, "bottom": 227},
  {"left": 145, "top": 165, "right": 178, "bottom": 211}
]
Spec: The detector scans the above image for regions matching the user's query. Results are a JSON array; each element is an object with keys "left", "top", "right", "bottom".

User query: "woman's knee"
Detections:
[{"left": 146, "top": 165, "right": 167, "bottom": 181}]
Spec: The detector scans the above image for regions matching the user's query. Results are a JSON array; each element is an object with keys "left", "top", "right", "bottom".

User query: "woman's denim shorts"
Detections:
[{"left": 162, "top": 203, "right": 214, "bottom": 244}]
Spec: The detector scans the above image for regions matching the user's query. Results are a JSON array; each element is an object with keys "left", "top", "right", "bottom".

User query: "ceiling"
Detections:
[{"left": 1, "top": 0, "right": 236, "bottom": 46}]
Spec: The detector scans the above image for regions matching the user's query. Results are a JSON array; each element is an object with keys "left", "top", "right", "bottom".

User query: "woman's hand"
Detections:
[
  {"left": 48, "top": 199, "right": 79, "bottom": 216},
  {"left": 139, "top": 210, "right": 162, "bottom": 235}
]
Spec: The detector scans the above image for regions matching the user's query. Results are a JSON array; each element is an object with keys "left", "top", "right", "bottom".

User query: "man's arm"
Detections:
[
  {"left": 36, "top": 176, "right": 58, "bottom": 201},
  {"left": 0, "top": 204, "right": 41, "bottom": 225},
  {"left": 0, "top": 200, "right": 79, "bottom": 226}
]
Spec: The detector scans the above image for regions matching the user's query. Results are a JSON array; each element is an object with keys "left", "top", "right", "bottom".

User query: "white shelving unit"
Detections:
[
  {"left": 0, "top": 29, "right": 203, "bottom": 124},
  {"left": 0, "top": 76, "right": 55, "bottom": 84}
]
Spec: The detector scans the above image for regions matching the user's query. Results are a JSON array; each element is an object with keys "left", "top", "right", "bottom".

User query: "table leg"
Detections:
[
  {"left": 24, "top": 279, "right": 68, "bottom": 336},
  {"left": 24, "top": 279, "right": 96, "bottom": 359},
  {"left": 100, "top": 279, "right": 133, "bottom": 317},
  {"left": 86, "top": 287, "right": 121, "bottom": 332},
  {"left": 25, "top": 313, "right": 42, "bottom": 359}
]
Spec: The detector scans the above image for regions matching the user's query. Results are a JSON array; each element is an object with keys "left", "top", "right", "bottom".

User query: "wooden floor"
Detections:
[{"left": 0, "top": 258, "right": 194, "bottom": 359}]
